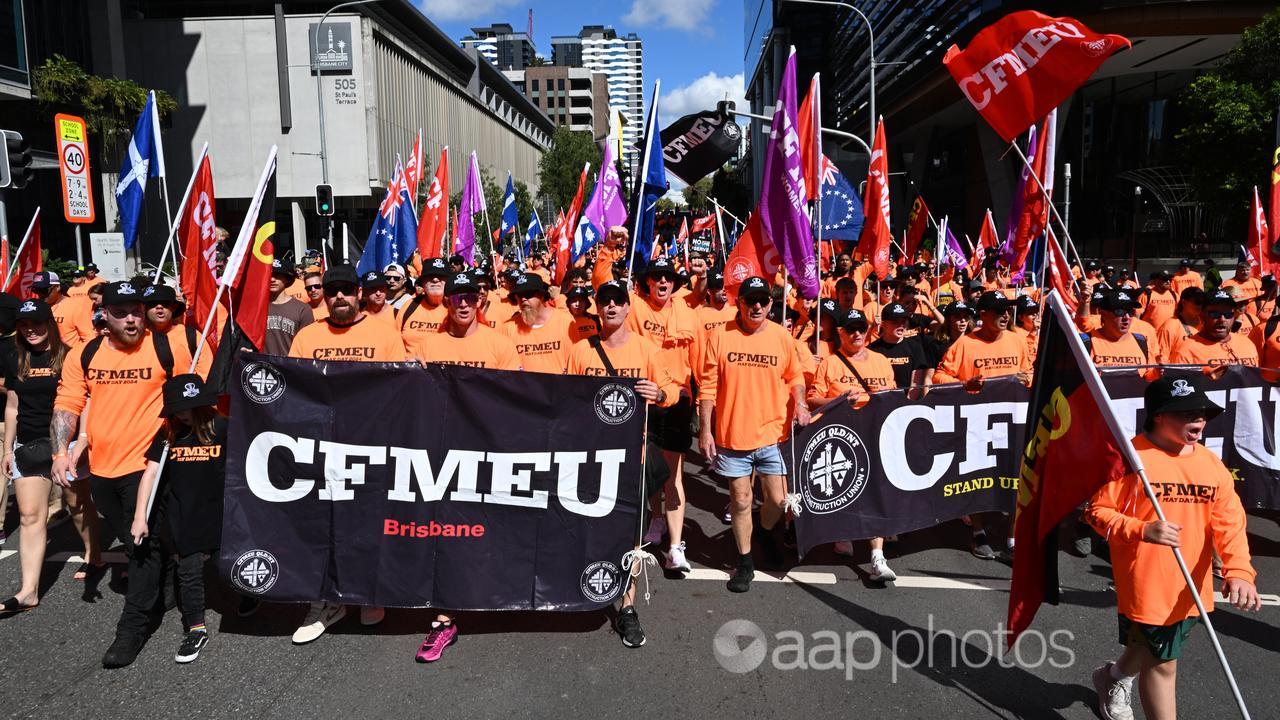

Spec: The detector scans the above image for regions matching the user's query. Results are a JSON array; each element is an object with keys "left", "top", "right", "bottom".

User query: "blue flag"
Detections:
[
  {"left": 630, "top": 91, "right": 667, "bottom": 271},
  {"left": 115, "top": 92, "right": 164, "bottom": 250},
  {"left": 524, "top": 208, "right": 543, "bottom": 259},
  {"left": 500, "top": 173, "right": 518, "bottom": 253},
  {"left": 818, "top": 159, "right": 864, "bottom": 242},
  {"left": 358, "top": 164, "right": 418, "bottom": 275}
]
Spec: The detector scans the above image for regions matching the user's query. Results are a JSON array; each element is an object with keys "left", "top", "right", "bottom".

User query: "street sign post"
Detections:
[{"left": 55, "top": 114, "right": 96, "bottom": 266}]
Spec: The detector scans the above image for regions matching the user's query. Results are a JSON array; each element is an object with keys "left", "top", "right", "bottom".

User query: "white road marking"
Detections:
[
  {"left": 684, "top": 568, "right": 838, "bottom": 585},
  {"left": 0, "top": 550, "right": 15, "bottom": 561},
  {"left": 891, "top": 575, "right": 1007, "bottom": 591}
]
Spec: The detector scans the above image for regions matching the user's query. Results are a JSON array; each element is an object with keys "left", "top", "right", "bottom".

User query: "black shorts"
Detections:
[{"left": 648, "top": 395, "right": 693, "bottom": 453}]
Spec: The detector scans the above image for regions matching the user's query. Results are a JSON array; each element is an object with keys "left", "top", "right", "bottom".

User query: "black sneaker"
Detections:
[
  {"left": 726, "top": 557, "right": 755, "bottom": 593},
  {"left": 175, "top": 629, "right": 209, "bottom": 664},
  {"left": 237, "top": 596, "right": 261, "bottom": 618},
  {"left": 615, "top": 607, "right": 646, "bottom": 648},
  {"left": 102, "top": 634, "right": 145, "bottom": 669}
]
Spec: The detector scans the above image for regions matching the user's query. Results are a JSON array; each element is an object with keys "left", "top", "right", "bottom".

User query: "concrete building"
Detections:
[
  {"left": 551, "top": 25, "right": 643, "bottom": 170},
  {"left": 746, "top": 0, "right": 1274, "bottom": 261},
  {"left": 504, "top": 66, "right": 611, "bottom": 141},
  {"left": 0, "top": 0, "right": 552, "bottom": 265},
  {"left": 461, "top": 22, "right": 536, "bottom": 71}
]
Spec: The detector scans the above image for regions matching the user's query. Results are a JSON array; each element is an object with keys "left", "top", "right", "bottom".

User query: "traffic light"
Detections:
[
  {"left": 315, "top": 183, "right": 334, "bottom": 216},
  {"left": 0, "top": 130, "right": 34, "bottom": 190}
]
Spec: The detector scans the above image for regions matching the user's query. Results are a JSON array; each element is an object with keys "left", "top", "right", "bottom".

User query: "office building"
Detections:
[
  {"left": 505, "top": 66, "right": 611, "bottom": 140},
  {"left": 461, "top": 22, "right": 536, "bottom": 71},
  {"left": 552, "top": 25, "right": 643, "bottom": 169}
]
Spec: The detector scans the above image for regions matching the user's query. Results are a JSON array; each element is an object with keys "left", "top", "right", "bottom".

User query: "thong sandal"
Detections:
[{"left": 0, "top": 596, "right": 38, "bottom": 614}]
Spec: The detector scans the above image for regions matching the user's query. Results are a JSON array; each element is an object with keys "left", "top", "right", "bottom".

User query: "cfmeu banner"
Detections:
[
  {"left": 789, "top": 377, "right": 1030, "bottom": 556},
  {"left": 219, "top": 354, "right": 645, "bottom": 611}
]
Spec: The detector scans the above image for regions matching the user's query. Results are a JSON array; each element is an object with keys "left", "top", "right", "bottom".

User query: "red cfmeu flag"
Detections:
[
  {"left": 403, "top": 129, "right": 423, "bottom": 209},
  {"left": 227, "top": 153, "right": 278, "bottom": 352},
  {"left": 1007, "top": 290, "right": 1128, "bottom": 645},
  {"left": 1045, "top": 229, "right": 1077, "bottom": 314},
  {"left": 553, "top": 164, "right": 589, "bottom": 285},
  {"left": 904, "top": 196, "right": 930, "bottom": 261},
  {"left": 418, "top": 147, "right": 449, "bottom": 259},
  {"left": 1249, "top": 186, "right": 1269, "bottom": 279},
  {"left": 724, "top": 210, "right": 780, "bottom": 301},
  {"left": 944, "top": 12, "right": 1130, "bottom": 143},
  {"left": 797, "top": 73, "right": 821, "bottom": 202},
  {"left": 178, "top": 153, "right": 220, "bottom": 338},
  {"left": 973, "top": 209, "right": 999, "bottom": 269},
  {"left": 1008, "top": 120, "right": 1050, "bottom": 274},
  {"left": 5, "top": 208, "right": 42, "bottom": 299},
  {"left": 1268, "top": 102, "right": 1280, "bottom": 270},
  {"left": 856, "top": 118, "right": 892, "bottom": 278}
]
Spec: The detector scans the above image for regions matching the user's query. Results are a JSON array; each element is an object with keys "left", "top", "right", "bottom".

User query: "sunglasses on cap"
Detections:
[{"left": 324, "top": 283, "right": 358, "bottom": 297}]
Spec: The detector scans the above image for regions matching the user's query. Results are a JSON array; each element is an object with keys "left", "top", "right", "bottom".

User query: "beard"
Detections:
[
  {"left": 329, "top": 301, "right": 359, "bottom": 324},
  {"left": 109, "top": 323, "right": 144, "bottom": 347},
  {"left": 519, "top": 304, "right": 539, "bottom": 326}
]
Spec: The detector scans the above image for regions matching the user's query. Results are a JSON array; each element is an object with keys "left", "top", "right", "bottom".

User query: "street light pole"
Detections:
[
  {"left": 730, "top": 108, "right": 871, "bottom": 155},
  {"left": 782, "top": 0, "right": 876, "bottom": 140}
]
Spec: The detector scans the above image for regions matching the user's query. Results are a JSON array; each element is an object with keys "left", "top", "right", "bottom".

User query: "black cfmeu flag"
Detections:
[
  {"left": 220, "top": 354, "right": 646, "bottom": 611},
  {"left": 660, "top": 108, "right": 742, "bottom": 186}
]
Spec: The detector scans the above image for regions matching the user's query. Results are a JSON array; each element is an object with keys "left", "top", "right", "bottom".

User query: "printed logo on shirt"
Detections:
[
  {"left": 169, "top": 444, "right": 223, "bottom": 462},
  {"left": 25, "top": 367, "right": 56, "bottom": 378},
  {"left": 86, "top": 367, "right": 154, "bottom": 383},
  {"left": 581, "top": 366, "right": 643, "bottom": 378},
  {"left": 800, "top": 424, "right": 871, "bottom": 515},
  {"left": 516, "top": 340, "right": 561, "bottom": 354},
  {"left": 594, "top": 383, "right": 636, "bottom": 425},
  {"left": 726, "top": 351, "right": 779, "bottom": 367},
  {"left": 580, "top": 560, "right": 622, "bottom": 603},
  {"left": 405, "top": 320, "right": 443, "bottom": 332},
  {"left": 231, "top": 549, "right": 280, "bottom": 594},
  {"left": 241, "top": 361, "right": 286, "bottom": 404},
  {"left": 973, "top": 356, "right": 1019, "bottom": 370},
  {"left": 310, "top": 347, "right": 376, "bottom": 361},
  {"left": 1151, "top": 482, "right": 1217, "bottom": 504}
]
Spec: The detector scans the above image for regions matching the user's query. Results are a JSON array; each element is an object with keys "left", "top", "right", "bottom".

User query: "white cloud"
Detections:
[
  {"left": 623, "top": 0, "right": 715, "bottom": 32},
  {"left": 417, "top": 0, "right": 519, "bottom": 23},
  {"left": 659, "top": 71, "right": 747, "bottom": 128}
]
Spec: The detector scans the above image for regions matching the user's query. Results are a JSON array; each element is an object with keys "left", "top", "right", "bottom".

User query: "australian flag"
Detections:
[
  {"left": 115, "top": 91, "right": 165, "bottom": 250},
  {"left": 358, "top": 162, "right": 418, "bottom": 275},
  {"left": 818, "top": 156, "right": 864, "bottom": 242}
]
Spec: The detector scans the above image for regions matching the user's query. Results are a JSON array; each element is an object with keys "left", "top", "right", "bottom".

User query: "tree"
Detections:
[
  {"left": 710, "top": 163, "right": 751, "bottom": 221},
  {"left": 537, "top": 127, "right": 599, "bottom": 211},
  {"left": 1176, "top": 9, "right": 1280, "bottom": 220},
  {"left": 682, "top": 177, "right": 715, "bottom": 215},
  {"left": 449, "top": 165, "right": 534, "bottom": 259}
]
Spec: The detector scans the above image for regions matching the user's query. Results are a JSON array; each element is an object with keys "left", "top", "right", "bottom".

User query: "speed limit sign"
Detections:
[{"left": 55, "top": 113, "right": 96, "bottom": 224}]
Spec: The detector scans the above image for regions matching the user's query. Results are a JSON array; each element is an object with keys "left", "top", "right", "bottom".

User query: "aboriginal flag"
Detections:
[{"left": 1007, "top": 290, "right": 1129, "bottom": 646}]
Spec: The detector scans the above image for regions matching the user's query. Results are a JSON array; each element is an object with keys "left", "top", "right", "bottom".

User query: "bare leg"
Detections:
[
  {"left": 661, "top": 450, "right": 686, "bottom": 546},
  {"left": 758, "top": 474, "right": 787, "bottom": 531},
  {"left": 64, "top": 477, "right": 102, "bottom": 567},
  {"left": 12, "top": 476, "right": 51, "bottom": 605},
  {"left": 1137, "top": 655, "right": 1177, "bottom": 720},
  {"left": 728, "top": 475, "right": 754, "bottom": 554}
]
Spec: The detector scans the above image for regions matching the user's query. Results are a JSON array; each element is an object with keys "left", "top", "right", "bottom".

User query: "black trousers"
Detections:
[
  {"left": 174, "top": 552, "right": 207, "bottom": 628},
  {"left": 91, "top": 472, "right": 167, "bottom": 638}
]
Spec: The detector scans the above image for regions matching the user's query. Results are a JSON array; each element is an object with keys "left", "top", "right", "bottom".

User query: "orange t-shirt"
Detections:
[
  {"left": 568, "top": 314, "right": 599, "bottom": 343},
  {"left": 284, "top": 279, "right": 310, "bottom": 304},
  {"left": 1086, "top": 330, "right": 1156, "bottom": 378},
  {"left": 288, "top": 315, "right": 407, "bottom": 362},
  {"left": 65, "top": 280, "right": 105, "bottom": 298},
  {"left": 565, "top": 333, "right": 678, "bottom": 407},
  {"left": 1156, "top": 317, "right": 1196, "bottom": 363},
  {"left": 363, "top": 302, "right": 398, "bottom": 327},
  {"left": 308, "top": 300, "right": 329, "bottom": 322},
  {"left": 700, "top": 320, "right": 803, "bottom": 451},
  {"left": 808, "top": 349, "right": 896, "bottom": 407},
  {"left": 411, "top": 323, "right": 521, "bottom": 370},
  {"left": 501, "top": 310, "right": 573, "bottom": 374},
  {"left": 1248, "top": 318, "right": 1280, "bottom": 369},
  {"left": 1087, "top": 436, "right": 1254, "bottom": 625},
  {"left": 696, "top": 302, "right": 737, "bottom": 337},
  {"left": 1169, "top": 270, "right": 1204, "bottom": 297},
  {"left": 1168, "top": 333, "right": 1259, "bottom": 367},
  {"left": 1220, "top": 276, "right": 1261, "bottom": 302},
  {"left": 50, "top": 295, "right": 94, "bottom": 346},
  {"left": 54, "top": 331, "right": 200, "bottom": 478},
  {"left": 933, "top": 330, "right": 1030, "bottom": 383},
  {"left": 1139, "top": 288, "right": 1178, "bottom": 328},
  {"left": 626, "top": 292, "right": 702, "bottom": 388},
  {"left": 398, "top": 300, "right": 449, "bottom": 358}
]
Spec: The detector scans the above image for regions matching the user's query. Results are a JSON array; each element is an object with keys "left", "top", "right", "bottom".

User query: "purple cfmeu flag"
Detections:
[
  {"left": 758, "top": 47, "right": 818, "bottom": 298},
  {"left": 574, "top": 138, "right": 628, "bottom": 261},
  {"left": 944, "top": 226, "right": 969, "bottom": 270},
  {"left": 455, "top": 151, "right": 486, "bottom": 264},
  {"left": 1001, "top": 124, "right": 1037, "bottom": 268}
]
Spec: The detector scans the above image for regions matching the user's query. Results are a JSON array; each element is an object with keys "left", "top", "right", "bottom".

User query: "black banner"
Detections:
[
  {"left": 219, "top": 354, "right": 645, "bottom": 611},
  {"left": 660, "top": 109, "right": 742, "bottom": 186},
  {"left": 790, "top": 377, "right": 1029, "bottom": 556}
]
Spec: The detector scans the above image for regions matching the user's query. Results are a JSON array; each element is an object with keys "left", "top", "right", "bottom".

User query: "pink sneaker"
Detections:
[{"left": 414, "top": 622, "right": 458, "bottom": 663}]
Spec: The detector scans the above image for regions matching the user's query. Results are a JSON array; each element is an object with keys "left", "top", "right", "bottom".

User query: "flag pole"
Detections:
[
  {"left": 3, "top": 207, "right": 39, "bottom": 289},
  {"left": 342, "top": 222, "right": 350, "bottom": 263},
  {"left": 1046, "top": 290, "right": 1253, "bottom": 720},
  {"left": 626, "top": 79, "right": 661, "bottom": 292},
  {"left": 150, "top": 91, "right": 177, "bottom": 276},
  {"left": 152, "top": 142, "right": 209, "bottom": 286},
  {"left": 812, "top": 72, "right": 823, "bottom": 346},
  {"left": 713, "top": 200, "right": 728, "bottom": 267},
  {"left": 1009, "top": 140, "right": 1087, "bottom": 278}
]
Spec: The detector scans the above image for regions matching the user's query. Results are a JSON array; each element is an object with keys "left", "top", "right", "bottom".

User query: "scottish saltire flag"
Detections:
[
  {"left": 630, "top": 89, "right": 667, "bottom": 271},
  {"left": 524, "top": 208, "right": 543, "bottom": 258},
  {"left": 115, "top": 91, "right": 166, "bottom": 249},
  {"left": 500, "top": 173, "right": 518, "bottom": 252},
  {"left": 358, "top": 162, "right": 417, "bottom": 275},
  {"left": 575, "top": 138, "right": 628, "bottom": 262},
  {"left": 818, "top": 156, "right": 864, "bottom": 241}
]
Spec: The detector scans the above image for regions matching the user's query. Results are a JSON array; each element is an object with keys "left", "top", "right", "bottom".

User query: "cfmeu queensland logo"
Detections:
[
  {"left": 594, "top": 383, "right": 636, "bottom": 425},
  {"left": 800, "top": 424, "right": 871, "bottom": 514},
  {"left": 580, "top": 560, "right": 622, "bottom": 602},
  {"left": 242, "top": 362, "right": 286, "bottom": 404},
  {"left": 231, "top": 549, "right": 280, "bottom": 595}
]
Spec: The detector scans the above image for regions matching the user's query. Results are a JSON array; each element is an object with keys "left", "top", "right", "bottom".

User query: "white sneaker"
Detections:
[
  {"left": 292, "top": 601, "right": 346, "bottom": 644},
  {"left": 1091, "top": 663, "right": 1135, "bottom": 720},
  {"left": 721, "top": 504, "right": 732, "bottom": 524},
  {"left": 664, "top": 541, "right": 692, "bottom": 572},
  {"left": 643, "top": 516, "right": 666, "bottom": 545},
  {"left": 832, "top": 541, "right": 855, "bottom": 557},
  {"left": 869, "top": 557, "right": 897, "bottom": 582},
  {"left": 360, "top": 606, "right": 385, "bottom": 627}
]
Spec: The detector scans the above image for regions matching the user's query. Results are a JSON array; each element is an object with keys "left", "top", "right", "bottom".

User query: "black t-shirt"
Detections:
[
  {"left": 868, "top": 336, "right": 931, "bottom": 389},
  {"left": 3, "top": 348, "right": 60, "bottom": 445},
  {"left": 146, "top": 416, "right": 228, "bottom": 555},
  {"left": 921, "top": 335, "right": 955, "bottom": 369}
]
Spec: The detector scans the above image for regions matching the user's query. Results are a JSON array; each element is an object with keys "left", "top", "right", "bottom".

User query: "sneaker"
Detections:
[
  {"left": 832, "top": 541, "right": 855, "bottom": 557},
  {"left": 175, "top": 628, "right": 209, "bottom": 663},
  {"left": 1072, "top": 535, "right": 1093, "bottom": 557},
  {"left": 292, "top": 601, "right": 346, "bottom": 644},
  {"left": 664, "top": 542, "right": 691, "bottom": 573},
  {"left": 721, "top": 504, "right": 732, "bottom": 524},
  {"left": 615, "top": 606, "right": 646, "bottom": 648},
  {"left": 102, "top": 633, "right": 145, "bottom": 669},
  {"left": 726, "top": 558, "right": 754, "bottom": 593},
  {"left": 415, "top": 622, "right": 458, "bottom": 662},
  {"left": 642, "top": 516, "right": 666, "bottom": 545},
  {"left": 0, "top": 529, "right": 7, "bottom": 545},
  {"left": 971, "top": 535, "right": 997, "bottom": 560},
  {"left": 360, "top": 606, "right": 385, "bottom": 626},
  {"left": 869, "top": 557, "right": 897, "bottom": 582},
  {"left": 237, "top": 596, "right": 261, "bottom": 618},
  {"left": 1091, "top": 663, "right": 1135, "bottom": 720}
]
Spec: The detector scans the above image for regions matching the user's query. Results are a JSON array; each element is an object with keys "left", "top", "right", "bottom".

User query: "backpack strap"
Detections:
[
  {"left": 184, "top": 324, "right": 198, "bottom": 354},
  {"left": 151, "top": 330, "right": 175, "bottom": 379},
  {"left": 80, "top": 336, "right": 105, "bottom": 376},
  {"left": 1267, "top": 313, "right": 1280, "bottom": 343},
  {"left": 399, "top": 299, "right": 420, "bottom": 330},
  {"left": 1133, "top": 333, "right": 1150, "bottom": 362},
  {"left": 588, "top": 335, "right": 619, "bottom": 377},
  {"left": 832, "top": 352, "right": 873, "bottom": 396}
]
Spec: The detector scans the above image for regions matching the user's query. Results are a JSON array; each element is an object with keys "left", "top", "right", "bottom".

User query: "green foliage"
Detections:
[
  {"left": 710, "top": 164, "right": 751, "bottom": 221},
  {"left": 31, "top": 55, "right": 178, "bottom": 158},
  {"left": 1176, "top": 10, "right": 1280, "bottom": 217},
  {"left": 682, "top": 177, "right": 715, "bottom": 215},
  {"left": 448, "top": 165, "right": 534, "bottom": 258},
  {"left": 537, "top": 128, "right": 599, "bottom": 211},
  {"left": 41, "top": 251, "right": 79, "bottom": 278}
]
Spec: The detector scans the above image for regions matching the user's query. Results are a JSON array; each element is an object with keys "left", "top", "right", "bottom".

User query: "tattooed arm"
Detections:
[{"left": 50, "top": 409, "right": 79, "bottom": 487}]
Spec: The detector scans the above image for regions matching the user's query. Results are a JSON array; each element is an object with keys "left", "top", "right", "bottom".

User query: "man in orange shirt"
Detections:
[
  {"left": 1088, "top": 376, "right": 1258, "bottom": 720},
  {"left": 50, "top": 280, "right": 202, "bottom": 668},
  {"left": 32, "top": 272, "right": 93, "bottom": 346},
  {"left": 1168, "top": 289, "right": 1259, "bottom": 368},
  {"left": 695, "top": 269, "right": 735, "bottom": 337},
  {"left": 408, "top": 272, "right": 521, "bottom": 370},
  {"left": 300, "top": 272, "right": 328, "bottom": 321},
  {"left": 1218, "top": 261, "right": 1260, "bottom": 303},
  {"left": 1154, "top": 289, "right": 1203, "bottom": 363},
  {"left": 677, "top": 251, "right": 709, "bottom": 310},
  {"left": 1086, "top": 291, "right": 1157, "bottom": 378},
  {"left": 563, "top": 286, "right": 599, "bottom": 343},
  {"left": 288, "top": 266, "right": 407, "bottom": 363},
  {"left": 502, "top": 273, "right": 573, "bottom": 373},
  {"left": 699, "top": 276, "right": 808, "bottom": 593},
  {"left": 398, "top": 258, "right": 451, "bottom": 354},
  {"left": 358, "top": 271, "right": 396, "bottom": 326},
  {"left": 934, "top": 292, "right": 1032, "bottom": 388},
  {"left": 1169, "top": 258, "right": 1204, "bottom": 298},
  {"left": 1139, "top": 271, "right": 1178, "bottom": 329}
]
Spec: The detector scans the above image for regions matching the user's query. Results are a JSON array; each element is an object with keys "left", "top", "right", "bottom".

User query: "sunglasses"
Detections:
[
  {"left": 1107, "top": 309, "right": 1134, "bottom": 318},
  {"left": 1206, "top": 310, "right": 1235, "bottom": 320},
  {"left": 305, "top": 284, "right": 323, "bottom": 292},
  {"left": 739, "top": 296, "right": 770, "bottom": 308},
  {"left": 324, "top": 284, "right": 358, "bottom": 297},
  {"left": 450, "top": 293, "right": 481, "bottom": 306},
  {"left": 844, "top": 324, "right": 869, "bottom": 334}
]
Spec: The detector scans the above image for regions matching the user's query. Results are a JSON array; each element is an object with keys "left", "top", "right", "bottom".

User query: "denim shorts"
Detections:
[{"left": 713, "top": 444, "right": 786, "bottom": 478}]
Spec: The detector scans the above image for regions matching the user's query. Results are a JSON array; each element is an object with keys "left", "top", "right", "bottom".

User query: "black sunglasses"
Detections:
[
  {"left": 324, "top": 284, "right": 358, "bottom": 297},
  {"left": 1206, "top": 309, "right": 1235, "bottom": 320}
]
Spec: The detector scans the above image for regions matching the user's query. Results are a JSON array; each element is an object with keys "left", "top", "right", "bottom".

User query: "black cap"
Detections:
[
  {"left": 322, "top": 265, "right": 360, "bottom": 289},
  {"left": 1085, "top": 260, "right": 1101, "bottom": 271},
  {"left": 1179, "top": 287, "right": 1206, "bottom": 304},
  {"left": 965, "top": 278, "right": 985, "bottom": 291},
  {"left": 271, "top": 257, "right": 295, "bottom": 277},
  {"left": 161, "top": 374, "right": 218, "bottom": 417},
  {"left": 818, "top": 298, "right": 838, "bottom": 317},
  {"left": 942, "top": 301, "right": 975, "bottom": 317},
  {"left": 421, "top": 257, "right": 451, "bottom": 279},
  {"left": 565, "top": 286, "right": 593, "bottom": 301},
  {"left": 448, "top": 253, "right": 466, "bottom": 266},
  {"left": 596, "top": 280, "right": 629, "bottom": 306},
  {"left": 976, "top": 291, "right": 1012, "bottom": 313},
  {"left": 706, "top": 269, "right": 725, "bottom": 290},
  {"left": 72, "top": 268, "right": 86, "bottom": 278},
  {"left": 1097, "top": 290, "right": 1141, "bottom": 312},
  {"left": 738, "top": 276, "right": 771, "bottom": 302},
  {"left": 445, "top": 271, "right": 481, "bottom": 295},
  {"left": 101, "top": 281, "right": 145, "bottom": 306},
  {"left": 512, "top": 273, "right": 550, "bottom": 297},
  {"left": 1179, "top": 258, "right": 1193, "bottom": 268},
  {"left": 30, "top": 271, "right": 60, "bottom": 290},
  {"left": 1014, "top": 294, "right": 1039, "bottom": 313},
  {"left": 1203, "top": 288, "right": 1239, "bottom": 308},
  {"left": 15, "top": 298, "right": 52, "bottom": 322},
  {"left": 360, "top": 271, "right": 388, "bottom": 289},
  {"left": 1263, "top": 274, "right": 1277, "bottom": 290},
  {"left": 141, "top": 284, "right": 183, "bottom": 309},
  {"left": 881, "top": 302, "right": 911, "bottom": 322},
  {"left": 84, "top": 263, "right": 99, "bottom": 273},
  {"left": 641, "top": 256, "right": 679, "bottom": 279},
  {"left": 1149, "top": 270, "right": 1171, "bottom": 281},
  {"left": 1143, "top": 375, "right": 1222, "bottom": 429},
  {"left": 841, "top": 308, "right": 869, "bottom": 331}
]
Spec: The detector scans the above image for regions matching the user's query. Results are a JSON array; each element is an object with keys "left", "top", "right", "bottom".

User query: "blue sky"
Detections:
[{"left": 417, "top": 0, "right": 748, "bottom": 127}]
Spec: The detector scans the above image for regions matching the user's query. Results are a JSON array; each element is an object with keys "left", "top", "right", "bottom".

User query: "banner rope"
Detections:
[
  {"left": 622, "top": 400, "right": 655, "bottom": 605},
  {"left": 622, "top": 546, "right": 658, "bottom": 605}
]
